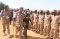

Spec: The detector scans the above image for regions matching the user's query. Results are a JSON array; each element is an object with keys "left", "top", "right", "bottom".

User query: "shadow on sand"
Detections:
[
  {"left": 21, "top": 36, "right": 41, "bottom": 39},
  {"left": 9, "top": 35, "right": 40, "bottom": 39}
]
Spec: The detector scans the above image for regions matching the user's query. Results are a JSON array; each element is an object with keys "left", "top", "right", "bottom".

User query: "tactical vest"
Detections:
[{"left": 23, "top": 13, "right": 31, "bottom": 28}]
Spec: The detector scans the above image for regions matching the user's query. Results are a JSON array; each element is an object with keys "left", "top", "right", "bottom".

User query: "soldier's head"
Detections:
[
  {"left": 51, "top": 11, "right": 54, "bottom": 15},
  {"left": 40, "top": 10, "right": 44, "bottom": 15},
  {"left": 30, "top": 11, "right": 33, "bottom": 14},
  {"left": 54, "top": 10, "right": 57, "bottom": 16},
  {"left": 26, "top": 9, "right": 30, "bottom": 14},
  {"left": 57, "top": 10, "right": 60, "bottom": 15},
  {"left": 43, "top": 11, "right": 45, "bottom": 15},
  {"left": 38, "top": 11, "right": 39, "bottom": 15},
  {"left": 19, "top": 7, "right": 24, "bottom": 12},
  {"left": 4, "top": 5, "right": 9, "bottom": 11},
  {"left": 34, "top": 10, "right": 37, "bottom": 14},
  {"left": 51, "top": 10, "right": 57, "bottom": 16},
  {"left": 46, "top": 10, "right": 50, "bottom": 15},
  {"left": 25, "top": 9, "right": 30, "bottom": 16}
]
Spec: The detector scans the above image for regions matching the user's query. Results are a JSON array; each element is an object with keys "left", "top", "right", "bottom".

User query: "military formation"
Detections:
[
  {"left": 30, "top": 10, "right": 60, "bottom": 39},
  {"left": 0, "top": 5, "right": 60, "bottom": 39}
]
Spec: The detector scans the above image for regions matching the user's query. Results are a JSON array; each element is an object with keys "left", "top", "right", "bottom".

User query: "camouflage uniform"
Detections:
[
  {"left": 57, "top": 12, "right": 60, "bottom": 39},
  {"left": 50, "top": 15, "right": 59, "bottom": 39},
  {"left": 32, "top": 13, "right": 36, "bottom": 32},
  {"left": 30, "top": 13, "right": 33, "bottom": 30},
  {"left": 38, "top": 14, "right": 40, "bottom": 33},
  {"left": 15, "top": 10, "right": 24, "bottom": 38},
  {"left": 2, "top": 9, "right": 10, "bottom": 36},
  {"left": 35, "top": 13, "right": 38, "bottom": 33},
  {"left": 23, "top": 12, "right": 31, "bottom": 39},
  {"left": 44, "top": 15, "right": 51, "bottom": 36},
  {"left": 30, "top": 13, "right": 34, "bottom": 32},
  {"left": 50, "top": 15, "right": 54, "bottom": 38},
  {"left": 36, "top": 13, "right": 39, "bottom": 33},
  {"left": 58, "top": 16, "right": 60, "bottom": 39},
  {"left": 53, "top": 15, "right": 60, "bottom": 39},
  {"left": 38, "top": 14, "right": 44, "bottom": 35}
]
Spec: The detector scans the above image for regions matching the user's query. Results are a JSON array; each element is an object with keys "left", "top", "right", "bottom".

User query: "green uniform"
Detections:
[{"left": 23, "top": 13, "right": 31, "bottom": 39}]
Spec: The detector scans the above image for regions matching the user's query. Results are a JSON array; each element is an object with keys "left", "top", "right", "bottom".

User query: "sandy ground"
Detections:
[{"left": 0, "top": 18, "right": 48, "bottom": 39}]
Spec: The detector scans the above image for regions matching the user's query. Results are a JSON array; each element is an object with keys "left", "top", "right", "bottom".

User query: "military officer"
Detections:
[
  {"left": 2, "top": 5, "right": 10, "bottom": 37},
  {"left": 15, "top": 7, "right": 24, "bottom": 39}
]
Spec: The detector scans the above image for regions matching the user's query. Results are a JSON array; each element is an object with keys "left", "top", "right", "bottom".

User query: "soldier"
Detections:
[
  {"left": 38, "top": 11, "right": 40, "bottom": 33},
  {"left": 50, "top": 11, "right": 55, "bottom": 39},
  {"left": 2, "top": 5, "right": 10, "bottom": 37},
  {"left": 32, "top": 10, "right": 37, "bottom": 32},
  {"left": 30, "top": 11, "right": 33, "bottom": 31},
  {"left": 26, "top": 9, "right": 31, "bottom": 30},
  {"left": 44, "top": 10, "right": 51, "bottom": 36},
  {"left": 23, "top": 10, "right": 32, "bottom": 39},
  {"left": 34, "top": 10, "right": 38, "bottom": 33},
  {"left": 30, "top": 11, "right": 33, "bottom": 30},
  {"left": 58, "top": 10, "right": 60, "bottom": 39},
  {"left": 31, "top": 11, "right": 34, "bottom": 31},
  {"left": 15, "top": 7, "right": 24, "bottom": 39},
  {"left": 50, "top": 10, "right": 58, "bottom": 39},
  {"left": 52, "top": 10, "right": 58, "bottom": 39},
  {"left": 38, "top": 10, "right": 45, "bottom": 35},
  {"left": 36, "top": 11, "right": 39, "bottom": 33}
]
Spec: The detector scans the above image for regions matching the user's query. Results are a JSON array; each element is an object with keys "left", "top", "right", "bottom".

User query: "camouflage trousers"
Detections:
[
  {"left": 32, "top": 21, "right": 36, "bottom": 32},
  {"left": 50, "top": 24, "right": 59, "bottom": 39},
  {"left": 59, "top": 26, "right": 60, "bottom": 39},
  {"left": 15, "top": 23, "right": 23, "bottom": 38},
  {"left": 44, "top": 24, "right": 51, "bottom": 36},
  {"left": 40, "top": 23, "right": 44, "bottom": 35},
  {"left": 2, "top": 19, "right": 10, "bottom": 35}
]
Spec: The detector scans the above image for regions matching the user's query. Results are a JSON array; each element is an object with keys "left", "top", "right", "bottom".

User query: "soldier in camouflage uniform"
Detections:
[
  {"left": 53, "top": 10, "right": 60, "bottom": 39},
  {"left": 38, "top": 10, "right": 45, "bottom": 35},
  {"left": 38, "top": 11, "right": 40, "bottom": 33},
  {"left": 31, "top": 11, "right": 34, "bottom": 31},
  {"left": 57, "top": 11, "right": 60, "bottom": 39},
  {"left": 30, "top": 11, "right": 33, "bottom": 30},
  {"left": 34, "top": 10, "right": 38, "bottom": 33},
  {"left": 32, "top": 11, "right": 37, "bottom": 32},
  {"left": 36, "top": 11, "right": 39, "bottom": 33},
  {"left": 2, "top": 5, "right": 10, "bottom": 37},
  {"left": 15, "top": 7, "right": 24, "bottom": 39},
  {"left": 50, "top": 10, "right": 58, "bottom": 39},
  {"left": 23, "top": 10, "right": 32, "bottom": 39},
  {"left": 44, "top": 10, "right": 51, "bottom": 36},
  {"left": 50, "top": 11, "right": 55, "bottom": 39}
]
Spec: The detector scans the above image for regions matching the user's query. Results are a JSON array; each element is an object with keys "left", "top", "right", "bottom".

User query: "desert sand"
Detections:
[{"left": 0, "top": 19, "right": 48, "bottom": 39}]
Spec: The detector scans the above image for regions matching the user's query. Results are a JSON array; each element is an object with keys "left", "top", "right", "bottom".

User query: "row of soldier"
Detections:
[
  {"left": 30, "top": 10, "right": 60, "bottom": 39},
  {"left": 1, "top": 5, "right": 60, "bottom": 39}
]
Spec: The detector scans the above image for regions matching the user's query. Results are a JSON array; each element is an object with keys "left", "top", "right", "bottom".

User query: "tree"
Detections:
[{"left": 0, "top": 2, "right": 5, "bottom": 11}]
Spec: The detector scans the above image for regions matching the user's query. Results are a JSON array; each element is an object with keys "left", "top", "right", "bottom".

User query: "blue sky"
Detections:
[{"left": 0, "top": 0, "right": 60, "bottom": 10}]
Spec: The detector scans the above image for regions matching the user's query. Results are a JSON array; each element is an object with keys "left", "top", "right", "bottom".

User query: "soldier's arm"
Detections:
[
  {"left": 29, "top": 18, "right": 33, "bottom": 25},
  {"left": 50, "top": 16, "right": 52, "bottom": 23},
  {"left": 43, "top": 16, "right": 45, "bottom": 21}
]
